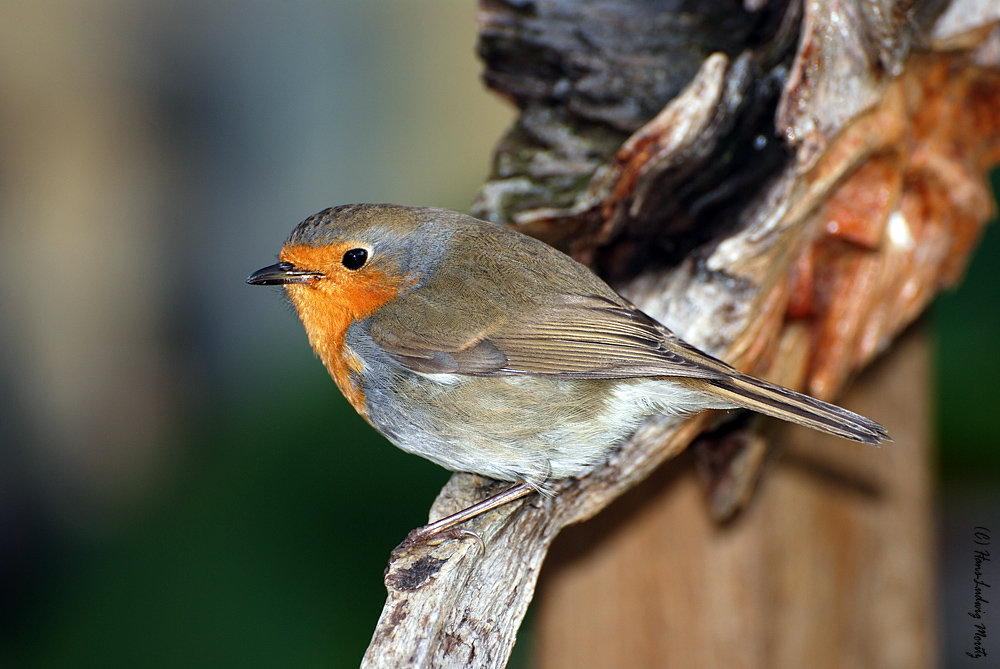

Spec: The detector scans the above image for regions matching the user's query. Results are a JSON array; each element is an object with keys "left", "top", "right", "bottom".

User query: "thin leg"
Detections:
[{"left": 396, "top": 482, "right": 536, "bottom": 552}]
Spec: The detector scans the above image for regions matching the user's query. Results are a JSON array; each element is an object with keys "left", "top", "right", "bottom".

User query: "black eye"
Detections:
[{"left": 341, "top": 248, "right": 368, "bottom": 270}]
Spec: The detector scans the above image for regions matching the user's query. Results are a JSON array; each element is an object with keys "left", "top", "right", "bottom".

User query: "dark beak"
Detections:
[{"left": 246, "top": 262, "right": 323, "bottom": 286}]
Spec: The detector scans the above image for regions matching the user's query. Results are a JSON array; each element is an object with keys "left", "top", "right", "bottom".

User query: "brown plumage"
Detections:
[{"left": 249, "top": 204, "right": 888, "bottom": 535}]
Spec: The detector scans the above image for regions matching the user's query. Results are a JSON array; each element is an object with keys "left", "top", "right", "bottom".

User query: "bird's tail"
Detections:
[{"left": 690, "top": 373, "right": 891, "bottom": 445}]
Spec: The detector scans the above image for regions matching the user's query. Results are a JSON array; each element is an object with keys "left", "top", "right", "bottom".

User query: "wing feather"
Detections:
[
  {"left": 365, "top": 221, "right": 732, "bottom": 381},
  {"left": 371, "top": 290, "right": 730, "bottom": 380}
]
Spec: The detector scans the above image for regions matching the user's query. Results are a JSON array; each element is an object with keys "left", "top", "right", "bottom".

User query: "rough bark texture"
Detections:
[{"left": 362, "top": 1, "right": 1000, "bottom": 667}]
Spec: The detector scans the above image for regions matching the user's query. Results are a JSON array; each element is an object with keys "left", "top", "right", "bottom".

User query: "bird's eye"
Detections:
[{"left": 341, "top": 248, "right": 368, "bottom": 270}]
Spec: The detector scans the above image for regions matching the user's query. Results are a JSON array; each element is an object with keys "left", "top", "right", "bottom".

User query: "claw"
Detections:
[{"left": 389, "top": 482, "right": 535, "bottom": 558}]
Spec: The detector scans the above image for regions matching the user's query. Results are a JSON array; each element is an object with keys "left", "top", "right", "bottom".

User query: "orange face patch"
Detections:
[{"left": 279, "top": 243, "right": 404, "bottom": 418}]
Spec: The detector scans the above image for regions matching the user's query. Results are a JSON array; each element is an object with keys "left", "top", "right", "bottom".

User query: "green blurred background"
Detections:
[{"left": 0, "top": 2, "right": 996, "bottom": 667}]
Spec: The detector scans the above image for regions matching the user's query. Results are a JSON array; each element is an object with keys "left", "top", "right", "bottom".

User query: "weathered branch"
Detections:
[{"left": 362, "top": 1, "right": 1000, "bottom": 667}]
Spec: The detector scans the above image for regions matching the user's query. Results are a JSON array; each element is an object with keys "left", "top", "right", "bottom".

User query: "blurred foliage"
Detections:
[
  {"left": 4, "top": 347, "right": 450, "bottom": 667},
  {"left": 933, "top": 168, "right": 1000, "bottom": 480}
]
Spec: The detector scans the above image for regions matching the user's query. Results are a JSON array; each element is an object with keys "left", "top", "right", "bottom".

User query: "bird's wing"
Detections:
[
  {"left": 482, "top": 294, "right": 735, "bottom": 379},
  {"left": 369, "top": 291, "right": 891, "bottom": 444},
  {"left": 368, "top": 287, "right": 733, "bottom": 380},
  {"left": 364, "top": 220, "right": 736, "bottom": 380}
]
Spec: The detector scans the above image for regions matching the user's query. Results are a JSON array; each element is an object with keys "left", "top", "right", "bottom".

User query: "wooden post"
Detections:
[{"left": 532, "top": 326, "right": 935, "bottom": 668}]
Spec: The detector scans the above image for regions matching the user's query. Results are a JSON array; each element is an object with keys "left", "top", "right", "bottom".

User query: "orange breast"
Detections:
[{"left": 280, "top": 243, "right": 404, "bottom": 419}]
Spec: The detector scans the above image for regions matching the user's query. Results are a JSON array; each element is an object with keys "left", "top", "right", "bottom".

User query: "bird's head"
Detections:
[{"left": 247, "top": 204, "right": 457, "bottom": 351}]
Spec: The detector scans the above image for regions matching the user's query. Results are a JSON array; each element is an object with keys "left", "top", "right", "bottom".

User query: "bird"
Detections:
[{"left": 248, "top": 204, "right": 889, "bottom": 540}]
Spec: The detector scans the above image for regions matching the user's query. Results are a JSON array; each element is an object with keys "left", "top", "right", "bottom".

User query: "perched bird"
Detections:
[{"left": 248, "top": 204, "right": 889, "bottom": 537}]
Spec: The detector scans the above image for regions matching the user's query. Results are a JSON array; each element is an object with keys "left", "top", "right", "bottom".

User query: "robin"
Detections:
[{"left": 248, "top": 204, "right": 888, "bottom": 540}]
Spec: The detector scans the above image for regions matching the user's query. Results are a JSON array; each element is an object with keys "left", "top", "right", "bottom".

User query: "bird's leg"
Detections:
[
  {"left": 418, "top": 482, "right": 535, "bottom": 537},
  {"left": 394, "top": 482, "right": 536, "bottom": 554}
]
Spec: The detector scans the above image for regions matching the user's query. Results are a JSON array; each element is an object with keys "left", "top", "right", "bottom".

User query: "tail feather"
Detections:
[{"left": 695, "top": 373, "right": 890, "bottom": 445}]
